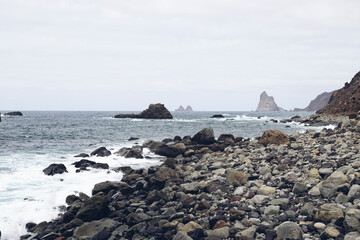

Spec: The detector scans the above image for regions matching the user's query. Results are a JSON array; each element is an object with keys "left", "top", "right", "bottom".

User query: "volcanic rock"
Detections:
[
  {"left": 43, "top": 164, "right": 68, "bottom": 176},
  {"left": 256, "top": 91, "right": 286, "bottom": 111},
  {"left": 318, "top": 71, "right": 360, "bottom": 115},
  {"left": 114, "top": 103, "right": 173, "bottom": 119}
]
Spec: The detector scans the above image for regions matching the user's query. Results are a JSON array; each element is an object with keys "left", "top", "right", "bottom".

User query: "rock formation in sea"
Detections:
[
  {"left": 185, "top": 105, "right": 193, "bottom": 111},
  {"left": 175, "top": 105, "right": 193, "bottom": 112},
  {"left": 317, "top": 71, "right": 360, "bottom": 116},
  {"left": 294, "top": 91, "right": 335, "bottom": 112},
  {"left": 114, "top": 103, "right": 173, "bottom": 119},
  {"left": 175, "top": 105, "right": 185, "bottom": 111},
  {"left": 4, "top": 111, "right": 23, "bottom": 116},
  {"left": 256, "top": 91, "right": 286, "bottom": 111}
]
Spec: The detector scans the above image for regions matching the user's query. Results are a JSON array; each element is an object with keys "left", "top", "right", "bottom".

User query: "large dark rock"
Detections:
[
  {"left": 114, "top": 103, "right": 173, "bottom": 119},
  {"left": 92, "top": 181, "right": 124, "bottom": 195},
  {"left": 74, "top": 153, "right": 89, "bottom": 158},
  {"left": 43, "top": 164, "right": 68, "bottom": 176},
  {"left": 90, "top": 147, "right": 111, "bottom": 157},
  {"left": 154, "top": 145, "right": 182, "bottom": 158},
  {"left": 4, "top": 111, "right": 23, "bottom": 116},
  {"left": 72, "top": 159, "right": 109, "bottom": 172},
  {"left": 218, "top": 134, "right": 235, "bottom": 144},
  {"left": 317, "top": 71, "right": 360, "bottom": 115},
  {"left": 115, "top": 146, "right": 143, "bottom": 159},
  {"left": 73, "top": 218, "right": 120, "bottom": 239},
  {"left": 75, "top": 195, "right": 109, "bottom": 222},
  {"left": 191, "top": 128, "right": 215, "bottom": 144}
]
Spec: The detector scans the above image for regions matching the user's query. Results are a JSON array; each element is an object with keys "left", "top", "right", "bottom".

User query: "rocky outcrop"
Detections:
[
  {"left": 4, "top": 111, "right": 23, "bottom": 116},
  {"left": 317, "top": 71, "right": 360, "bottom": 116},
  {"left": 185, "top": 105, "right": 193, "bottom": 111},
  {"left": 294, "top": 91, "right": 335, "bottom": 112},
  {"left": 43, "top": 164, "right": 68, "bottom": 176},
  {"left": 175, "top": 105, "right": 193, "bottom": 112},
  {"left": 211, "top": 114, "right": 224, "bottom": 118},
  {"left": 114, "top": 103, "right": 173, "bottom": 119},
  {"left": 175, "top": 105, "right": 185, "bottom": 111},
  {"left": 256, "top": 91, "right": 286, "bottom": 112}
]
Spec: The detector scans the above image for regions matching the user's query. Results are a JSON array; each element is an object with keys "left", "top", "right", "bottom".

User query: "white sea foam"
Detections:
[{"left": 0, "top": 147, "right": 162, "bottom": 239}]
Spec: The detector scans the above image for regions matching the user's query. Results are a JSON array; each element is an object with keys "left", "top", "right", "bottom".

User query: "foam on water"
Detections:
[{"left": 0, "top": 146, "right": 162, "bottom": 239}]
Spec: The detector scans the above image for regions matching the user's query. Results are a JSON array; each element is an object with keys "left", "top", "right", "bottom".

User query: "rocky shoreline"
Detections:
[{"left": 20, "top": 116, "right": 360, "bottom": 240}]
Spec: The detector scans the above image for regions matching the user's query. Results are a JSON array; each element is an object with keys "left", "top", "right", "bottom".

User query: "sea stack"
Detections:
[
  {"left": 317, "top": 71, "right": 360, "bottom": 116},
  {"left": 294, "top": 91, "right": 335, "bottom": 112},
  {"left": 256, "top": 91, "right": 286, "bottom": 112},
  {"left": 114, "top": 103, "right": 173, "bottom": 119},
  {"left": 175, "top": 105, "right": 185, "bottom": 111},
  {"left": 185, "top": 105, "right": 193, "bottom": 111}
]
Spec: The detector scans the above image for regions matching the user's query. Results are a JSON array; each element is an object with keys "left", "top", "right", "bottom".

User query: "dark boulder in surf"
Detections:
[
  {"left": 90, "top": 147, "right": 111, "bottom": 157},
  {"left": 192, "top": 128, "right": 215, "bottom": 145},
  {"left": 211, "top": 114, "right": 224, "bottom": 118},
  {"left": 43, "top": 163, "right": 68, "bottom": 176}
]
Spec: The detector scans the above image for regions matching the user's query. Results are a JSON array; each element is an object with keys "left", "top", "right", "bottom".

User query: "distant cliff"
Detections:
[
  {"left": 175, "top": 105, "right": 193, "bottom": 112},
  {"left": 294, "top": 91, "right": 335, "bottom": 112},
  {"left": 317, "top": 71, "right": 360, "bottom": 115},
  {"left": 256, "top": 91, "right": 286, "bottom": 112}
]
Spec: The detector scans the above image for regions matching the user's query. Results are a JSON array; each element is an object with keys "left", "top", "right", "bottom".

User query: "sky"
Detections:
[{"left": 0, "top": 0, "right": 360, "bottom": 111}]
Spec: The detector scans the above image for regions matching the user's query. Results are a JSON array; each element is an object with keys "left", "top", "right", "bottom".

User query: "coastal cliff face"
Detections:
[
  {"left": 317, "top": 72, "right": 360, "bottom": 115},
  {"left": 294, "top": 91, "right": 335, "bottom": 112},
  {"left": 256, "top": 91, "right": 285, "bottom": 112}
]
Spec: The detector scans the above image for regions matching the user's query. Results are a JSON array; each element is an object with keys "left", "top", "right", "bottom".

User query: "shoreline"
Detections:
[{"left": 19, "top": 116, "right": 360, "bottom": 240}]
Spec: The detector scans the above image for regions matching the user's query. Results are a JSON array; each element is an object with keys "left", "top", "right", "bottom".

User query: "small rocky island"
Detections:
[
  {"left": 294, "top": 91, "right": 335, "bottom": 112},
  {"left": 114, "top": 104, "right": 173, "bottom": 119},
  {"left": 256, "top": 91, "right": 286, "bottom": 112},
  {"left": 176, "top": 105, "right": 193, "bottom": 112},
  {"left": 4, "top": 111, "right": 23, "bottom": 116}
]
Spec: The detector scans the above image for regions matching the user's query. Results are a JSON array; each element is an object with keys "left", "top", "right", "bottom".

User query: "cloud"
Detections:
[{"left": 0, "top": 0, "right": 359, "bottom": 110}]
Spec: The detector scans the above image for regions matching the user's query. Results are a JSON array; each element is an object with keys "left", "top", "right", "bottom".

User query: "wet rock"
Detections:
[
  {"left": 211, "top": 114, "right": 224, "bottom": 118},
  {"left": 74, "top": 153, "right": 90, "bottom": 158},
  {"left": 218, "top": 134, "right": 235, "bottom": 143},
  {"left": 43, "top": 164, "right": 68, "bottom": 176},
  {"left": 191, "top": 128, "right": 215, "bottom": 144},
  {"left": 92, "top": 181, "right": 123, "bottom": 195},
  {"left": 155, "top": 145, "right": 182, "bottom": 158},
  {"left": 75, "top": 195, "right": 108, "bottom": 222},
  {"left": 116, "top": 146, "right": 143, "bottom": 159},
  {"left": 90, "top": 147, "right": 111, "bottom": 157}
]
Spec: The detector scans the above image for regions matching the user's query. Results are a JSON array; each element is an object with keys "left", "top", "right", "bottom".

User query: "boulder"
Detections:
[
  {"left": 191, "top": 128, "right": 215, "bottom": 144},
  {"left": 92, "top": 181, "right": 124, "bottom": 195},
  {"left": 276, "top": 221, "right": 303, "bottom": 240},
  {"left": 154, "top": 166, "right": 180, "bottom": 183},
  {"left": 90, "top": 147, "right": 111, "bottom": 157},
  {"left": 43, "top": 164, "right": 68, "bottom": 176},
  {"left": 258, "top": 130, "right": 289, "bottom": 145},
  {"left": 115, "top": 146, "right": 143, "bottom": 159},
  {"left": 155, "top": 145, "right": 182, "bottom": 158},
  {"left": 75, "top": 195, "right": 109, "bottom": 222},
  {"left": 217, "top": 134, "right": 235, "bottom": 143},
  {"left": 316, "top": 204, "right": 344, "bottom": 221},
  {"left": 73, "top": 218, "right": 119, "bottom": 240},
  {"left": 114, "top": 103, "right": 173, "bottom": 119},
  {"left": 226, "top": 170, "right": 248, "bottom": 186}
]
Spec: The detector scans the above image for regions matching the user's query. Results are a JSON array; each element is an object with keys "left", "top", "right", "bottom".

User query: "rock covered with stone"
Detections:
[
  {"left": 256, "top": 91, "right": 286, "bottom": 112},
  {"left": 24, "top": 120, "right": 360, "bottom": 239},
  {"left": 114, "top": 103, "right": 173, "bottom": 119}
]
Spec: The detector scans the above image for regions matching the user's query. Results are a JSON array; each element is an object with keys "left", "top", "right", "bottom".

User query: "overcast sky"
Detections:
[{"left": 0, "top": 0, "right": 359, "bottom": 111}]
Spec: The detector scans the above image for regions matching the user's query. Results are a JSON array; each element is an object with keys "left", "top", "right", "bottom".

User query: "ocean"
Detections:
[{"left": 0, "top": 110, "right": 326, "bottom": 239}]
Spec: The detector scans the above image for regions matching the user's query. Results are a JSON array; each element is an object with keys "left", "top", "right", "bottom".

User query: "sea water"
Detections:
[{"left": 0, "top": 111, "right": 327, "bottom": 239}]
